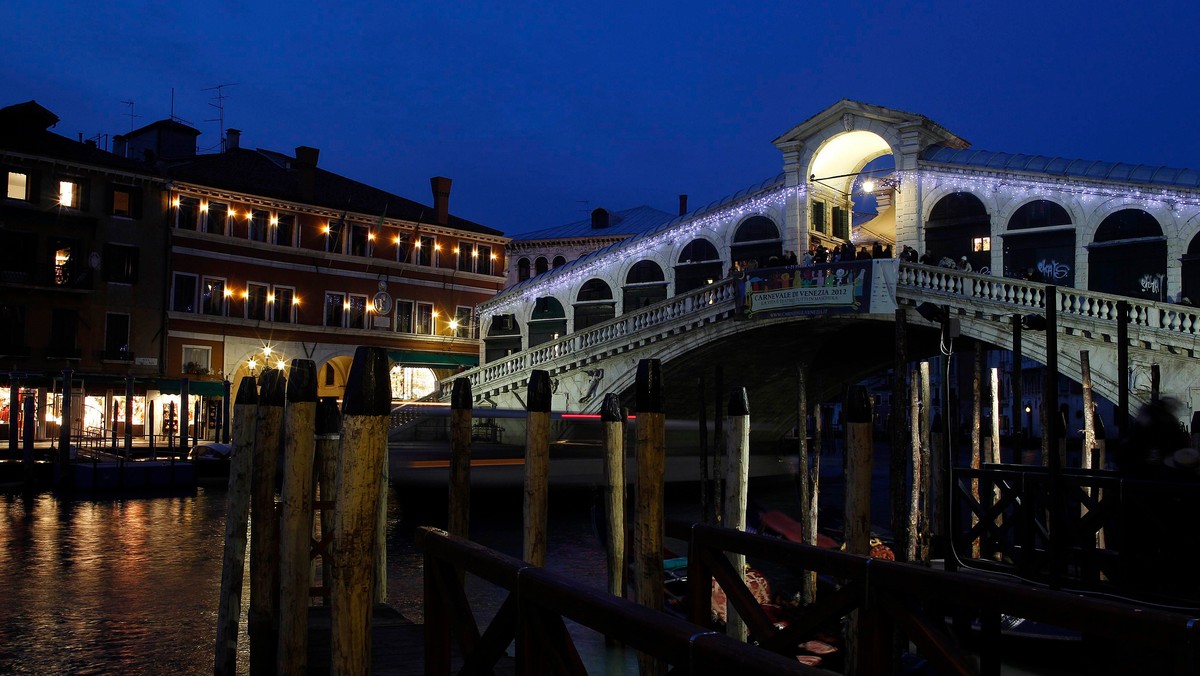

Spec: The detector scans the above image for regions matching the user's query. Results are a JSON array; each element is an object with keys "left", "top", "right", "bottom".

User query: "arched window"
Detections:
[
  {"left": 675, "top": 238, "right": 722, "bottom": 294},
  {"left": 731, "top": 216, "right": 782, "bottom": 269},
  {"left": 535, "top": 257, "right": 549, "bottom": 275},
  {"left": 574, "top": 279, "right": 615, "bottom": 330},
  {"left": 1089, "top": 209, "right": 1166, "bottom": 300},
  {"left": 623, "top": 260, "right": 668, "bottom": 311},
  {"left": 1181, "top": 232, "right": 1200, "bottom": 303},
  {"left": 1003, "top": 200, "right": 1074, "bottom": 285},
  {"left": 552, "top": 255, "right": 566, "bottom": 268},
  {"left": 483, "top": 314, "right": 521, "bottom": 363},
  {"left": 925, "top": 192, "right": 991, "bottom": 271},
  {"left": 517, "top": 257, "right": 531, "bottom": 282}
]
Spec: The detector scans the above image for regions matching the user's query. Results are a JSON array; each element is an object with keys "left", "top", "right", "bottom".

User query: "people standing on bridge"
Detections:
[
  {"left": 857, "top": 246, "right": 871, "bottom": 261},
  {"left": 959, "top": 256, "right": 972, "bottom": 273},
  {"left": 802, "top": 250, "right": 813, "bottom": 266},
  {"left": 919, "top": 250, "right": 937, "bottom": 266}
]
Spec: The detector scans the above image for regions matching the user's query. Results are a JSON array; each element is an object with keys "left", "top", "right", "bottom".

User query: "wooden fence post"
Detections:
[
  {"left": 524, "top": 369, "right": 551, "bottom": 566},
  {"left": 724, "top": 387, "right": 750, "bottom": 643},
  {"left": 330, "top": 346, "right": 391, "bottom": 675},
  {"left": 277, "top": 360, "right": 317, "bottom": 675},
  {"left": 315, "top": 397, "right": 341, "bottom": 603},
  {"left": 449, "top": 378, "right": 472, "bottom": 539},
  {"left": 248, "top": 368, "right": 285, "bottom": 676},
  {"left": 601, "top": 392, "right": 626, "bottom": 600},
  {"left": 214, "top": 376, "right": 258, "bottom": 676},
  {"left": 634, "top": 359, "right": 666, "bottom": 676}
]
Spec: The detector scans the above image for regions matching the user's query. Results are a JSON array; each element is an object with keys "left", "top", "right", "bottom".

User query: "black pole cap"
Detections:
[
  {"left": 846, "top": 385, "right": 872, "bottom": 423},
  {"left": 342, "top": 346, "right": 392, "bottom": 416},
  {"left": 235, "top": 375, "right": 259, "bottom": 405},
  {"left": 286, "top": 359, "right": 317, "bottom": 403},
  {"left": 635, "top": 359, "right": 663, "bottom": 413},
  {"left": 258, "top": 369, "right": 286, "bottom": 407},
  {"left": 317, "top": 397, "right": 342, "bottom": 435},
  {"left": 600, "top": 393, "right": 623, "bottom": 423},
  {"left": 727, "top": 387, "right": 749, "bottom": 417},
  {"left": 527, "top": 370, "right": 551, "bottom": 413},
  {"left": 451, "top": 378, "right": 472, "bottom": 410}
]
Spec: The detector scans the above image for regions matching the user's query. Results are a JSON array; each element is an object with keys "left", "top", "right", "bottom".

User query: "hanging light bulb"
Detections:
[{"left": 862, "top": 179, "right": 876, "bottom": 193}]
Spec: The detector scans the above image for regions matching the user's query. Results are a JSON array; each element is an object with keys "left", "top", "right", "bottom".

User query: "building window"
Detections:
[
  {"left": 104, "top": 313, "right": 131, "bottom": 359},
  {"left": 182, "top": 345, "right": 212, "bottom": 375},
  {"left": 832, "top": 206, "right": 850, "bottom": 240},
  {"left": 535, "top": 257, "right": 549, "bottom": 275},
  {"left": 275, "top": 213, "right": 295, "bottom": 246},
  {"left": 202, "top": 277, "right": 227, "bottom": 316},
  {"left": 973, "top": 236, "right": 991, "bottom": 252},
  {"left": 49, "top": 309, "right": 78, "bottom": 356},
  {"left": 347, "top": 294, "right": 368, "bottom": 329},
  {"left": 415, "top": 302, "right": 435, "bottom": 335},
  {"left": 103, "top": 244, "right": 139, "bottom": 283},
  {"left": 246, "top": 282, "right": 269, "bottom": 320},
  {"left": 58, "top": 179, "right": 83, "bottom": 208},
  {"left": 811, "top": 201, "right": 827, "bottom": 234},
  {"left": 395, "top": 300, "right": 414, "bottom": 333},
  {"left": 457, "top": 243, "right": 474, "bottom": 272},
  {"left": 6, "top": 170, "right": 29, "bottom": 201},
  {"left": 477, "top": 245, "right": 493, "bottom": 276},
  {"left": 395, "top": 233, "right": 413, "bottom": 263},
  {"left": 172, "top": 273, "right": 198, "bottom": 313},
  {"left": 324, "top": 292, "right": 346, "bottom": 327},
  {"left": 248, "top": 210, "right": 269, "bottom": 242},
  {"left": 518, "top": 257, "right": 531, "bottom": 281},
  {"left": 112, "top": 186, "right": 140, "bottom": 218},
  {"left": 326, "top": 220, "right": 344, "bottom": 254},
  {"left": 454, "top": 306, "right": 473, "bottom": 338},
  {"left": 272, "top": 286, "right": 295, "bottom": 323},
  {"left": 417, "top": 235, "right": 435, "bottom": 266},
  {"left": 349, "top": 224, "right": 370, "bottom": 257},
  {"left": 52, "top": 238, "right": 85, "bottom": 287},
  {"left": 206, "top": 202, "right": 228, "bottom": 235},
  {"left": 177, "top": 196, "right": 200, "bottom": 229},
  {"left": 0, "top": 304, "right": 27, "bottom": 351}
]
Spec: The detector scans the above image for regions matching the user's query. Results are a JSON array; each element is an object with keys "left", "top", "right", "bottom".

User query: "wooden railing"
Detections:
[
  {"left": 678, "top": 521, "right": 1200, "bottom": 676},
  {"left": 953, "top": 464, "right": 1200, "bottom": 607},
  {"left": 417, "top": 526, "right": 817, "bottom": 675}
]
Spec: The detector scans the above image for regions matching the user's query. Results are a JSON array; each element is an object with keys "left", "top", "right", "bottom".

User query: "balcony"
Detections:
[{"left": 98, "top": 349, "right": 135, "bottom": 363}]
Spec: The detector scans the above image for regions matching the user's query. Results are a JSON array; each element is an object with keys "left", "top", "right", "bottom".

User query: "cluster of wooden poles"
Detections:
[{"left": 213, "top": 346, "right": 392, "bottom": 675}]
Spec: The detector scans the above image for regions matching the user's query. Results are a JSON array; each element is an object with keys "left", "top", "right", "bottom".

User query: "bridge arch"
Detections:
[
  {"left": 923, "top": 191, "right": 992, "bottom": 271},
  {"left": 517, "top": 257, "right": 531, "bottom": 282},
  {"left": 1179, "top": 218, "right": 1200, "bottom": 301},
  {"left": 1000, "top": 198, "right": 1076, "bottom": 285},
  {"left": 729, "top": 215, "right": 783, "bottom": 269},
  {"left": 621, "top": 259, "right": 669, "bottom": 312},
  {"left": 674, "top": 237, "right": 723, "bottom": 294},
  {"left": 528, "top": 296, "right": 567, "bottom": 346},
  {"left": 574, "top": 278, "right": 616, "bottom": 330},
  {"left": 1088, "top": 207, "right": 1168, "bottom": 301}
]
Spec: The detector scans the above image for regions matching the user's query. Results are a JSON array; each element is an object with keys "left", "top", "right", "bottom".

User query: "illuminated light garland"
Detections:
[
  {"left": 480, "top": 183, "right": 804, "bottom": 316},
  {"left": 914, "top": 167, "right": 1200, "bottom": 211}
]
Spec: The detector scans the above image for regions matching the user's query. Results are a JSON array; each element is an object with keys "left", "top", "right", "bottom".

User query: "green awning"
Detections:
[
  {"left": 156, "top": 379, "right": 228, "bottom": 397},
  {"left": 387, "top": 351, "right": 478, "bottom": 369}
]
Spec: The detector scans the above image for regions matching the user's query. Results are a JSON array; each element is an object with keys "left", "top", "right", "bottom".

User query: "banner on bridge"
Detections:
[{"left": 734, "top": 259, "right": 898, "bottom": 319}]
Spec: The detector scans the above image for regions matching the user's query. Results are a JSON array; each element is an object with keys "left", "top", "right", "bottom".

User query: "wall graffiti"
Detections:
[
  {"left": 1037, "top": 259, "right": 1070, "bottom": 281},
  {"left": 1139, "top": 273, "right": 1165, "bottom": 295}
]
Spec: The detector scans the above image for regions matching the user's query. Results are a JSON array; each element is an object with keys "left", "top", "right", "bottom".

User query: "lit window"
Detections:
[
  {"left": 112, "top": 186, "right": 139, "bottom": 218},
  {"left": 6, "top": 171, "right": 29, "bottom": 200},
  {"left": 973, "top": 237, "right": 991, "bottom": 252},
  {"left": 59, "top": 179, "right": 82, "bottom": 208}
]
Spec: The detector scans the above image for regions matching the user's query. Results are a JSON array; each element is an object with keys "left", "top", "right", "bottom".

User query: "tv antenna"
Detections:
[
  {"left": 168, "top": 88, "right": 193, "bottom": 126},
  {"left": 120, "top": 100, "right": 140, "bottom": 132},
  {"left": 203, "top": 83, "right": 238, "bottom": 151}
]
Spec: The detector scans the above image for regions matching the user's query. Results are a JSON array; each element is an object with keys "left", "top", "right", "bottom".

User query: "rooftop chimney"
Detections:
[
  {"left": 431, "top": 176, "right": 452, "bottom": 225},
  {"left": 678, "top": 194, "right": 688, "bottom": 216},
  {"left": 295, "top": 146, "right": 320, "bottom": 201},
  {"left": 112, "top": 134, "right": 127, "bottom": 159},
  {"left": 226, "top": 128, "right": 241, "bottom": 151},
  {"left": 591, "top": 208, "right": 610, "bottom": 229}
]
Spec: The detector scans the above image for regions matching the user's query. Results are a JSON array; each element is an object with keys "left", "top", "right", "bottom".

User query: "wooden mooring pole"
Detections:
[
  {"left": 796, "top": 366, "right": 818, "bottom": 605},
  {"left": 890, "top": 309, "right": 908, "bottom": 564},
  {"left": 277, "top": 360, "right": 317, "bottom": 675},
  {"left": 524, "top": 369, "right": 551, "bottom": 566},
  {"left": 449, "top": 378, "right": 472, "bottom": 539},
  {"left": 214, "top": 376, "right": 258, "bottom": 676},
  {"left": 971, "top": 349, "right": 983, "bottom": 559},
  {"left": 248, "top": 369, "right": 285, "bottom": 676},
  {"left": 330, "top": 346, "right": 390, "bottom": 675},
  {"left": 315, "top": 397, "right": 341, "bottom": 603},
  {"left": 634, "top": 359, "right": 666, "bottom": 676},
  {"left": 601, "top": 393, "right": 626, "bottom": 600},
  {"left": 919, "top": 361, "right": 932, "bottom": 565},
  {"left": 724, "top": 387, "right": 750, "bottom": 642},
  {"left": 844, "top": 384, "right": 874, "bottom": 676},
  {"left": 22, "top": 393, "right": 34, "bottom": 489}
]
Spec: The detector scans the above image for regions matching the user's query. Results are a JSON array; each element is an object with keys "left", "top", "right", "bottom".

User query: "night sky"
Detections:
[{"left": 6, "top": 1, "right": 1199, "bottom": 235}]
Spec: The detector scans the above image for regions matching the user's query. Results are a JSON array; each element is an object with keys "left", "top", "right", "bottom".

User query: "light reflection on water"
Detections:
[{"left": 0, "top": 484, "right": 642, "bottom": 674}]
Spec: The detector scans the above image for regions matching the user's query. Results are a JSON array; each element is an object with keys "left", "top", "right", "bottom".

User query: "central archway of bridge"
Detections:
[{"left": 450, "top": 261, "right": 1200, "bottom": 443}]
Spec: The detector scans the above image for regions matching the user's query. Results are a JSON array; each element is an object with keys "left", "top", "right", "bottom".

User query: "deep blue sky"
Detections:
[{"left": 5, "top": 2, "right": 1199, "bottom": 235}]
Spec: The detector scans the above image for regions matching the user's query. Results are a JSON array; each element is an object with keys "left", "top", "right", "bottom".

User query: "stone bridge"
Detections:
[{"left": 445, "top": 261, "right": 1200, "bottom": 439}]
